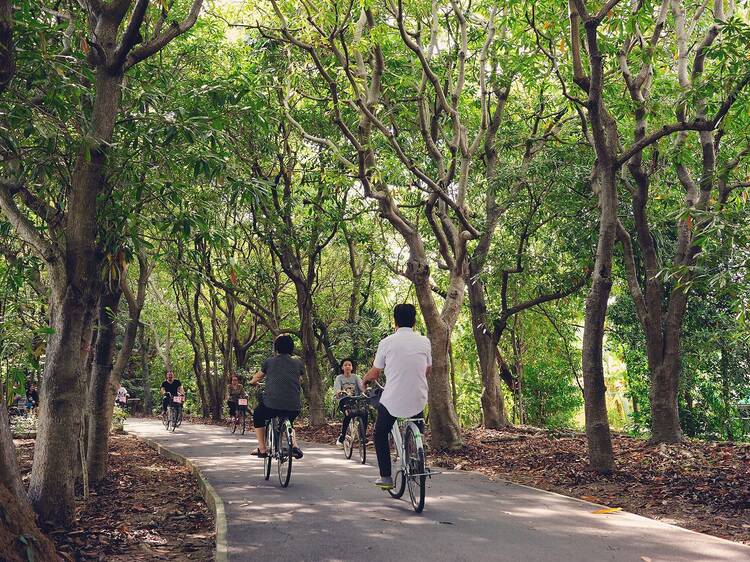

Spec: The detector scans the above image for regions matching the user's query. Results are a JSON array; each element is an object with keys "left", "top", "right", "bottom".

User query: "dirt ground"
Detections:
[{"left": 15, "top": 434, "right": 214, "bottom": 561}]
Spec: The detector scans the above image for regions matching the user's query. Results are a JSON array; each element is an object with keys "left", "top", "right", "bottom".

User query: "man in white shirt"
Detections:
[{"left": 363, "top": 303, "right": 431, "bottom": 489}]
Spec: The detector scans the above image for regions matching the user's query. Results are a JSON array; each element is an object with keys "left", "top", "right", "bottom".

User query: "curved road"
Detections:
[{"left": 126, "top": 418, "right": 749, "bottom": 562}]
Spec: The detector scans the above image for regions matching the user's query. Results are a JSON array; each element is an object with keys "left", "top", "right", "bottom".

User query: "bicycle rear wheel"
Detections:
[
  {"left": 263, "top": 422, "right": 272, "bottom": 480},
  {"left": 343, "top": 418, "right": 355, "bottom": 459},
  {"left": 405, "top": 425, "right": 426, "bottom": 513},
  {"left": 277, "top": 423, "right": 293, "bottom": 487},
  {"left": 358, "top": 418, "right": 366, "bottom": 464},
  {"left": 387, "top": 433, "right": 405, "bottom": 499}
]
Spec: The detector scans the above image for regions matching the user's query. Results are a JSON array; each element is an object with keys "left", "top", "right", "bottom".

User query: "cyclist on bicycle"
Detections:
[
  {"left": 226, "top": 373, "right": 248, "bottom": 419},
  {"left": 160, "top": 370, "right": 184, "bottom": 413},
  {"left": 363, "top": 304, "right": 430, "bottom": 490},
  {"left": 249, "top": 335, "right": 304, "bottom": 460},
  {"left": 334, "top": 358, "right": 367, "bottom": 447}
]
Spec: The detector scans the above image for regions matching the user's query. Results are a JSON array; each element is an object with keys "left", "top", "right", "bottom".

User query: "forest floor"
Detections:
[
  {"left": 295, "top": 421, "right": 750, "bottom": 546},
  {"left": 14, "top": 434, "right": 214, "bottom": 561}
]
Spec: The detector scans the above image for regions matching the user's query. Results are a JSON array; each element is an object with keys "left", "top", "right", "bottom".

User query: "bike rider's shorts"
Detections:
[{"left": 253, "top": 401, "right": 299, "bottom": 427}]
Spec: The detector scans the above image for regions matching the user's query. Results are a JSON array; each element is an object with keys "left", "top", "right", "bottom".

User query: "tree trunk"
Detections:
[
  {"left": 581, "top": 167, "right": 616, "bottom": 474},
  {"left": 649, "top": 359, "right": 683, "bottom": 443},
  {"left": 28, "top": 70, "right": 121, "bottom": 526},
  {"left": 720, "top": 342, "right": 733, "bottom": 441},
  {"left": 299, "top": 292, "right": 325, "bottom": 425},
  {"left": 29, "top": 278, "right": 100, "bottom": 525},
  {"left": 86, "top": 284, "right": 122, "bottom": 484},
  {"left": 140, "top": 328, "right": 152, "bottom": 414},
  {"left": 0, "top": 403, "right": 27, "bottom": 509},
  {"left": 423, "top": 322, "right": 463, "bottom": 449},
  {"left": 467, "top": 275, "right": 507, "bottom": 428}
]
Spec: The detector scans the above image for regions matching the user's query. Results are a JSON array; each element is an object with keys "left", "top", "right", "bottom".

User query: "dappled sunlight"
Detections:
[{"left": 125, "top": 418, "right": 750, "bottom": 561}]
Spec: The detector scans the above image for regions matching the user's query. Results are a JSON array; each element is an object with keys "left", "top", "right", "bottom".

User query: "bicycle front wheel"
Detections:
[
  {"left": 277, "top": 424, "right": 293, "bottom": 487},
  {"left": 241, "top": 411, "right": 247, "bottom": 435},
  {"left": 358, "top": 419, "right": 367, "bottom": 464},
  {"left": 232, "top": 414, "right": 238, "bottom": 434},
  {"left": 388, "top": 470, "right": 406, "bottom": 499},
  {"left": 175, "top": 407, "right": 183, "bottom": 427},
  {"left": 343, "top": 418, "right": 356, "bottom": 459},
  {"left": 162, "top": 410, "right": 169, "bottom": 430},
  {"left": 404, "top": 425, "right": 426, "bottom": 513},
  {"left": 263, "top": 422, "right": 273, "bottom": 480}
]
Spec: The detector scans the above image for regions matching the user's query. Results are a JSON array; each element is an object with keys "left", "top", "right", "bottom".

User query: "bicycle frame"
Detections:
[{"left": 390, "top": 418, "right": 425, "bottom": 474}]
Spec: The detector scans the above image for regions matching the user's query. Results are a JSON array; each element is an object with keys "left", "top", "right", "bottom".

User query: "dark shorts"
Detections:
[{"left": 252, "top": 402, "right": 299, "bottom": 427}]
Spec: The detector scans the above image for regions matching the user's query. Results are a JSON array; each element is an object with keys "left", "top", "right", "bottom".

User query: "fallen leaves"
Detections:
[
  {"left": 16, "top": 434, "right": 215, "bottom": 561},
  {"left": 592, "top": 507, "right": 622, "bottom": 514}
]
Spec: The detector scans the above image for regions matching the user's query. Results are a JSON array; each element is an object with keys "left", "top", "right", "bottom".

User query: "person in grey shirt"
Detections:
[
  {"left": 333, "top": 358, "right": 368, "bottom": 446},
  {"left": 250, "top": 335, "right": 304, "bottom": 459}
]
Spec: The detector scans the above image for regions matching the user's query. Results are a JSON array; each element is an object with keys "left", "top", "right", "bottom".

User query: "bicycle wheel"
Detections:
[
  {"left": 358, "top": 418, "right": 367, "bottom": 464},
  {"left": 405, "top": 425, "right": 426, "bottom": 513},
  {"left": 170, "top": 407, "right": 177, "bottom": 432},
  {"left": 277, "top": 422, "right": 293, "bottom": 488},
  {"left": 175, "top": 407, "right": 183, "bottom": 427},
  {"left": 343, "top": 418, "right": 355, "bottom": 459},
  {"left": 241, "top": 411, "right": 247, "bottom": 435},
  {"left": 387, "top": 433, "right": 406, "bottom": 499},
  {"left": 263, "top": 422, "right": 272, "bottom": 480},
  {"left": 388, "top": 470, "right": 406, "bottom": 499},
  {"left": 231, "top": 413, "right": 238, "bottom": 434},
  {"left": 162, "top": 409, "right": 169, "bottom": 429}
]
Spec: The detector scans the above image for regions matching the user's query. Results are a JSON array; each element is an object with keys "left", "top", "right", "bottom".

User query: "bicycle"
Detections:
[
  {"left": 231, "top": 398, "right": 249, "bottom": 435},
  {"left": 162, "top": 393, "right": 184, "bottom": 432},
  {"left": 341, "top": 395, "right": 370, "bottom": 464},
  {"left": 262, "top": 414, "right": 294, "bottom": 487},
  {"left": 370, "top": 383, "right": 431, "bottom": 513}
]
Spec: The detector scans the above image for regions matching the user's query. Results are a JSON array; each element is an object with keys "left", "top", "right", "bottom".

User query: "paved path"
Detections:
[{"left": 126, "top": 418, "right": 749, "bottom": 562}]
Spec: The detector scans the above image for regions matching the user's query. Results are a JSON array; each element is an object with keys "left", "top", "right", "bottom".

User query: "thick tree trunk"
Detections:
[
  {"left": 0, "top": 403, "right": 27, "bottom": 509},
  {"left": 29, "top": 279, "right": 99, "bottom": 526},
  {"left": 423, "top": 322, "right": 463, "bottom": 449},
  {"left": 86, "top": 284, "right": 122, "bottom": 484},
  {"left": 641, "top": 299, "right": 685, "bottom": 443},
  {"left": 299, "top": 294, "right": 325, "bottom": 425},
  {"left": 581, "top": 168, "right": 616, "bottom": 474},
  {"left": 28, "top": 70, "right": 120, "bottom": 527},
  {"left": 649, "top": 359, "right": 683, "bottom": 443},
  {"left": 467, "top": 275, "right": 507, "bottom": 428}
]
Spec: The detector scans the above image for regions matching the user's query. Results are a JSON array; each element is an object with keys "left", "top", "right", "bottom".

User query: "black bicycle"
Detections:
[
  {"left": 263, "top": 415, "right": 294, "bottom": 487},
  {"left": 162, "top": 393, "right": 184, "bottom": 432},
  {"left": 342, "top": 395, "right": 370, "bottom": 464},
  {"left": 231, "top": 398, "right": 249, "bottom": 435}
]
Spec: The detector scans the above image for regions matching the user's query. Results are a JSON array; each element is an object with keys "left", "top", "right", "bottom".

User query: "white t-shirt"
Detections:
[{"left": 374, "top": 327, "right": 431, "bottom": 417}]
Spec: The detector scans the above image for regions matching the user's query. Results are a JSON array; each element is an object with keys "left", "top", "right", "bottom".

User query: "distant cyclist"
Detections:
[
  {"left": 363, "top": 304, "right": 430, "bottom": 489},
  {"left": 249, "top": 335, "right": 304, "bottom": 459},
  {"left": 160, "top": 370, "right": 184, "bottom": 413},
  {"left": 334, "top": 358, "right": 367, "bottom": 447},
  {"left": 226, "top": 373, "right": 248, "bottom": 419}
]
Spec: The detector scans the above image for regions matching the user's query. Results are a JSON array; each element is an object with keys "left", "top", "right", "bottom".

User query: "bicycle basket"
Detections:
[{"left": 344, "top": 398, "right": 369, "bottom": 417}]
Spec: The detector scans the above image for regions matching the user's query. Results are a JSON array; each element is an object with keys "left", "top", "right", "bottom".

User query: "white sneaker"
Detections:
[
  {"left": 374, "top": 476, "right": 394, "bottom": 489},
  {"left": 336, "top": 436, "right": 344, "bottom": 447}
]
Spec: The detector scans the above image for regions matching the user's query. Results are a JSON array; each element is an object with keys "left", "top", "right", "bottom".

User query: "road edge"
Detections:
[{"left": 125, "top": 431, "right": 229, "bottom": 562}]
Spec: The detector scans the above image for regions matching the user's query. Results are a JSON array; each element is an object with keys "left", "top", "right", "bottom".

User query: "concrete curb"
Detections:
[{"left": 126, "top": 432, "right": 229, "bottom": 562}]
